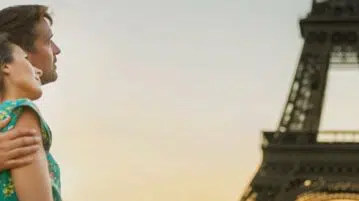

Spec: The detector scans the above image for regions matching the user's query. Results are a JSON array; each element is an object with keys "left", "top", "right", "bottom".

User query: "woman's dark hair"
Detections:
[
  {"left": 0, "top": 33, "right": 14, "bottom": 90},
  {"left": 0, "top": 33, "right": 14, "bottom": 68}
]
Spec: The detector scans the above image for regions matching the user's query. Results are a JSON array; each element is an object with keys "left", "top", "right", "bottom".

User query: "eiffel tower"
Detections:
[{"left": 240, "top": 0, "right": 359, "bottom": 201}]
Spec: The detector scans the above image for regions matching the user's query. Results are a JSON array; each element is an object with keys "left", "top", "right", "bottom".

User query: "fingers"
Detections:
[
  {"left": 0, "top": 116, "right": 10, "bottom": 129},
  {"left": 3, "top": 154, "right": 36, "bottom": 169},
  {"left": 7, "top": 145, "right": 39, "bottom": 160},
  {"left": 6, "top": 135, "right": 41, "bottom": 151},
  {"left": 5, "top": 128, "right": 38, "bottom": 140},
  {"left": 0, "top": 128, "right": 42, "bottom": 170}
]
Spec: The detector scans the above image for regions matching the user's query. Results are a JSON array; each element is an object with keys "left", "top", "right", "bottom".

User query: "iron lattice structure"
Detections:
[{"left": 239, "top": 0, "right": 359, "bottom": 201}]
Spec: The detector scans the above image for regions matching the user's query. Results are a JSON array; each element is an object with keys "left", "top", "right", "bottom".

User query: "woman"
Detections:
[{"left": 0, "top": 33, "right": 61, "bottom": 201}]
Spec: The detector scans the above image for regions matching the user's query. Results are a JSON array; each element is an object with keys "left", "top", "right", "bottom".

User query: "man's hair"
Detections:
[
  {"left": 0, "top": 33, "right": 14, "bottom": 68},
  {"left": 0, "top": 5, "right": 52, "bottom": 52}
]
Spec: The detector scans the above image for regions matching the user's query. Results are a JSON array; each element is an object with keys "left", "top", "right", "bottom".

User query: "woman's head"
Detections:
[{"left": 0, "top": 33, "right": 43, "bottom": 101}]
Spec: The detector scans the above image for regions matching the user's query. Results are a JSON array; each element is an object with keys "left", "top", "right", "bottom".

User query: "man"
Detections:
[{"left": 0, "top": 4, "right": 61, "bottom": 171}]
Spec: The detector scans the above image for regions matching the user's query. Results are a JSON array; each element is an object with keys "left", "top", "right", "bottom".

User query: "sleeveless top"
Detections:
[{"left": 0, "top": 98, "right": 61, "bottom": 201}]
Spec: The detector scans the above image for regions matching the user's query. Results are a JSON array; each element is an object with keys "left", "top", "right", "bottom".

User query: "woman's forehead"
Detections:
[{"left": 11, "top": 44, "right": 26, "bottom": 55}]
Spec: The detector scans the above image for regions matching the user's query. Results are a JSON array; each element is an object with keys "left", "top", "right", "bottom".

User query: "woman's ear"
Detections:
[{"left": 1, "top": 63, "right": 10, "bottom": 75}]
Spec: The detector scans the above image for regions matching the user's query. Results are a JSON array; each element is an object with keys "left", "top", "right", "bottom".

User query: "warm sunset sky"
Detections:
[{"left": 1, "top": 0, "right": 358, "bottom": 200}]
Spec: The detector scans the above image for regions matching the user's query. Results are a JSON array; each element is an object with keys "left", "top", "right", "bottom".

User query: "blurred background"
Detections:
[{"left": 2, "top": 0, "right": 359, "bottom": 200}]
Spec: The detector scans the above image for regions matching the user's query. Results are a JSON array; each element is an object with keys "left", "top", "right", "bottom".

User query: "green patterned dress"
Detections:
[{"left": 0, "top": 98, "right": 61, "bottom": 201}]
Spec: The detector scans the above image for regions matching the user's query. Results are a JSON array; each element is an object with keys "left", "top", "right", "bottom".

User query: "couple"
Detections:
[{"left": 0, "top": 4, "right": 62, "bottom": 201}]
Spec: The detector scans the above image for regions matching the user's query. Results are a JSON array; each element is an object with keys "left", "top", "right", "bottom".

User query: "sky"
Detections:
[{"left": 2, "top": 0, "right": 359, "bottom": 200}]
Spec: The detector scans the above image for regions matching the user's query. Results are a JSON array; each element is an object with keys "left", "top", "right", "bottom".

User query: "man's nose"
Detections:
[{"left": 52, "top": 41, "right": 61, "bottom": 55}]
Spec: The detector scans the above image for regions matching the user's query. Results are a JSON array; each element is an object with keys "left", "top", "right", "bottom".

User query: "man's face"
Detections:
[{"left": 27, "top": 18, "right": 61, "bottom": 85}]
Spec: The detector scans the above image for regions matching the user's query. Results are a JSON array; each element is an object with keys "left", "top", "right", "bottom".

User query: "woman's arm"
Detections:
[
  {"left": 10, "top": 107, "right": 53, "bottom": 201},
  {"left": 0, "top": 117, "right": 40, "bottom": 171}
]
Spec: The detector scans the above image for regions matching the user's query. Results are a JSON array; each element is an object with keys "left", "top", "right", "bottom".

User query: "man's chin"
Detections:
[{"left": 41, "top": 72, "right": 58, "bottom": 85}]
